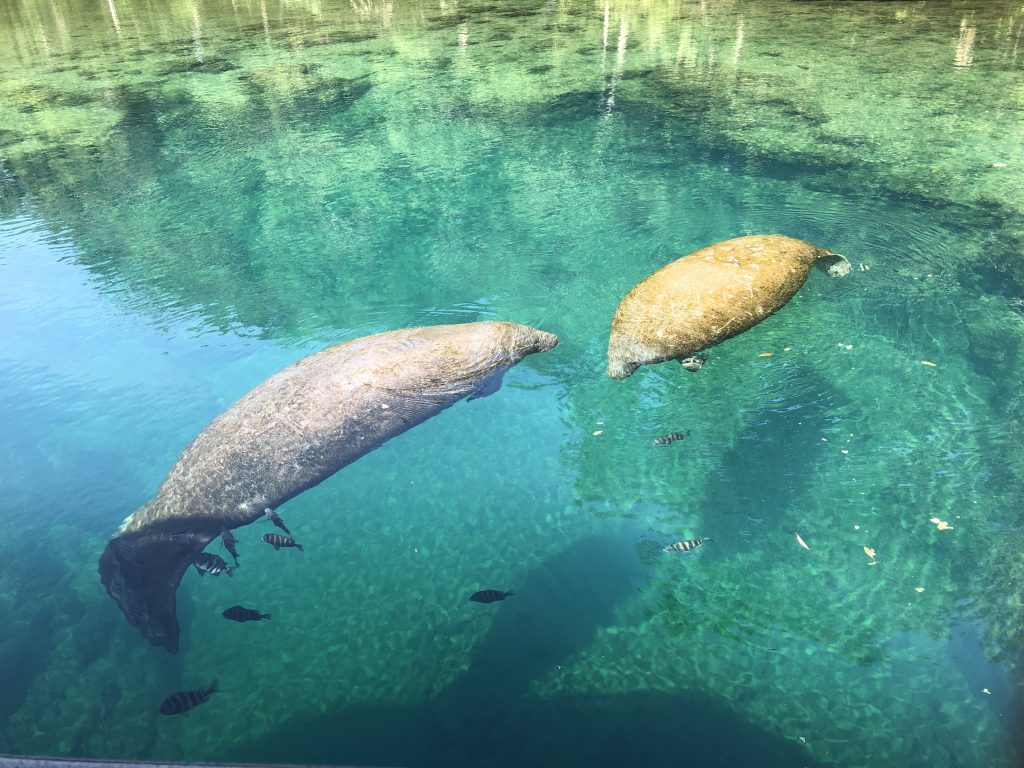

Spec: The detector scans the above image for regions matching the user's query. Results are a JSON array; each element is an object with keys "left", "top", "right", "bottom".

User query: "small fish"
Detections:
[
  {"left": 264, "top": 507, "right": 292, "bottom": 536},
  {"left": 653, "top": 430, "right": 689, "bottom": 446},
  {"left": 221, "top": 530, "right": 240, "bottom": 564},
  {"left": 469, "top": 589, "right": 513, "bottom": 604},
  {"left": 222, "top": 605, "right": 271, "bottom": 622},
  {"left": 263, "top": 533, "right": 303, "bottom": 551},
  {"left": 664, "top": 537, "right": 712, "bottom": 553},
  {"left": 193, "top": 552, "right": 233, "bottom": 577},
  {"left": 159, "top": 680, "right": 219, "bottom": 716}
]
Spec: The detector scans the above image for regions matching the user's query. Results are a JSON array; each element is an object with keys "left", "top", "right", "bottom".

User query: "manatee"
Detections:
[
  {"left": 606, "top": 235, "right": 850, "bottom": 379},
  {"left": 99, "top": 321, "right": 558, "bottom": 652}
]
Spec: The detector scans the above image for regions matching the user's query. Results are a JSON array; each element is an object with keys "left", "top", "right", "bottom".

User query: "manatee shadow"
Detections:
[
  {"left": 0, "top": 549, "right": 83, "bottom": 721},
  {"left": 219, "top": 535, "right": 826, "bottom": 767},
  {"left": 694, "top": 361, "right": 849, "bottom": 523},
  {"left": 220, "top": 689, "right": 826, "bottom": 768}
]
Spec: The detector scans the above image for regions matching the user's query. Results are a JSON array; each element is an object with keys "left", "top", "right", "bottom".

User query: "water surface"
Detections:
[{"left": 1, "top": 0, "right": 1023, "bottom": 766}]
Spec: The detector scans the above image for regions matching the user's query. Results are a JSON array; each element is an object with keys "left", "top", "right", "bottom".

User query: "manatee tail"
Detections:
[
  {"left": 99, "top": 529, "right": 211, "bottom": 653},
  {"left": 814, "top": 250, "right": 852, "bottom": 277}
]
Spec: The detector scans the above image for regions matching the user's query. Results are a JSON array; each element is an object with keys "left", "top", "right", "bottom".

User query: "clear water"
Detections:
[{"left": 1, "top": 0, "right": 1023, "bottom": 765}]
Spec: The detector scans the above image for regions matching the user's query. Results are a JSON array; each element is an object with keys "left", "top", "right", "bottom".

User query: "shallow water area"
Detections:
[{"left": 1, "top": 0, "right": 1023, "bottom": 766}]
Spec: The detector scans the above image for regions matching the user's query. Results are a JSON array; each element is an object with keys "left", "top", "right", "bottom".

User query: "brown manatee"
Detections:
[
  {"left": 100, "top": 321, "right": 558, "bottom": 652},
  {"left": 606, "top": 235, "right": 850, "bottom": 379}
]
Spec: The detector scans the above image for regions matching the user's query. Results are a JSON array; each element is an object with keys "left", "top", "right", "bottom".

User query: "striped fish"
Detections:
[
  {"left": 159, "top": 680, "right": 219, "bottom": 716},
  {"left": 221, "top": 530, "right": 240, "bottom": 565},
  {"left": 222, "top": 605, "right": 271, "bottom": 622},
  {"left": 263, "top": 533, "right": 303, "bottom": 551},
  {"left": 469, "top": 589, "right": 513, "bottom": 604},
  {"left": 193, "top": 552, "right": 233, "bottom": 576},
  {"left": 264, "top": 507, "right": 292, "bottom": 536},
  {"left": 653, "top": 430, "right": 689, "bottom": 446},
  {"left": 664, "top": 537, "right": 712, "bottom": 553}
]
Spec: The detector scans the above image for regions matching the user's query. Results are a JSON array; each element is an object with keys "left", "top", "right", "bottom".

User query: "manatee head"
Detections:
[
  {"left": 399, "top": 321, "right": 558, "bottom": 384},
  {"left": 606, "top": 359, "right": 640, "bottom": 380},
  {"left": 498, "top": 322, "right": 559, "bottom": 357}
]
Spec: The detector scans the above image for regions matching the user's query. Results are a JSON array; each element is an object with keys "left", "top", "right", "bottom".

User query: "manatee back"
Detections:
[
  {"left": 135, "top": 322, "right": 543, "bottom": 532},
  {"left": 607, "top": 235, "right": 822, "bottom": 378}
]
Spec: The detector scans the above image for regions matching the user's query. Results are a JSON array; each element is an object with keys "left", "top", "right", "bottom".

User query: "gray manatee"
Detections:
[
  {"left": 607, "top": 235, "right": 850, "bottom": 379},
  {"left": 100, "top": 321, "right": 558, "bottom": 652}
]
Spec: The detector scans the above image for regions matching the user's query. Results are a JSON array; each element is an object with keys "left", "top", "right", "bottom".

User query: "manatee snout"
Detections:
[
  {"left": 606, "top": 359, "right": 639, "bottom": 380},
  {"left": 528, "top": 329, "right": 559, "bottom": 354}
]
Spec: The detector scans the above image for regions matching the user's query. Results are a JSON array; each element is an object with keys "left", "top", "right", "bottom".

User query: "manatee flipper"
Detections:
[
  {"left": 677, "top": 354, "right": 706, "bottom": 372},
  {"left": 467, "top": 369, "right": 507, "bottom": 401},
  {"left": 99, "top": 529, "right": 212, "bottom": 653}
]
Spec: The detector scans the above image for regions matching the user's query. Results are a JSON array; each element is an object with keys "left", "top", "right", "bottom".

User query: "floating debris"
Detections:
[
  {"left": 795, "top": 533, "right": 810, "bottom": 550},
  {"left": 783, "top": 347, "right": 792, "bottom": 352},
  {"left": 863, "top": 546, "right": 876, "bottom": 559},
  {"left": 758, "top": 352, "right": 773, "bottom": 357},
  {"left": 929, "top": 517, "right": 953, "bottom": 530},
  {"left": 921, "top": 360, "right": 937, "bottom": 367},
  {"left": 592, "top": 430, "right": 604, "bottom": 436},
  {"left": 982, "top": 688, "right": 992, "bottom": 694},
  {"left": 470, "top": 589, "right": 513, "bottom": 604}
]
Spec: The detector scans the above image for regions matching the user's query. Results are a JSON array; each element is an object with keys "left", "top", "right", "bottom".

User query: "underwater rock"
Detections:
[
  {"left": 606, "top": 234, "right": 850, "bottom": 379},
  {"left": 99, "top": 321, "right": 558, "bottom": 652}
]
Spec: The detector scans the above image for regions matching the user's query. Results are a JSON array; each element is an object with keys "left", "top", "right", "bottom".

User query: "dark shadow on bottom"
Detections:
[{"left": 221, "top": 689, "right": 825, "bottom": 768}]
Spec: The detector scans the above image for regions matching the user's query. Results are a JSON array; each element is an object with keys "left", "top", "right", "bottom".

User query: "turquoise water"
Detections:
[{"left": 1, "top": 0, "right": 1023, "bottom": 765}]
